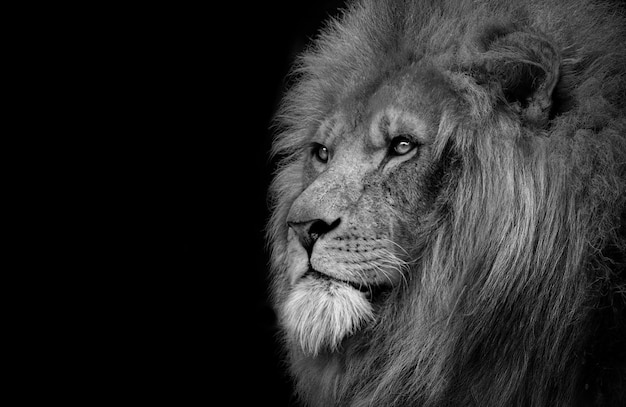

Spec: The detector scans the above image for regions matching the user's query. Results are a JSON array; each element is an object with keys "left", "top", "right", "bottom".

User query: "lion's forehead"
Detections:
[
  {"left": 314, "top": 67, "right": 447, "bottom": 151},
  {"left": 316, "top": 107, "right": 431, "bottom": 152}
]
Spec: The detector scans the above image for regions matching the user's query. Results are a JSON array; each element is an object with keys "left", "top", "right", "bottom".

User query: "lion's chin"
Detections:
[{"left": 282, "top": 274, "right": 374, "bottom": 356}]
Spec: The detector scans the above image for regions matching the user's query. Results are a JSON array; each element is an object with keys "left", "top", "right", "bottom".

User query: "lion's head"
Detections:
[
  {"left": 267, "top": 0, "right": 626, "bottom": 406},
  {"left": 279, "top": 68, "right": 454, "bottom": 356}
]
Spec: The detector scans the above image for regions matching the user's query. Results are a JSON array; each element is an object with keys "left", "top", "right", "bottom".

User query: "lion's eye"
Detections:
[
  {"left": 390, "top": 136, "right": 416, "bottom": 156},
  {"left": 312, "top": 143, "right": 329, "bottom": 163}
]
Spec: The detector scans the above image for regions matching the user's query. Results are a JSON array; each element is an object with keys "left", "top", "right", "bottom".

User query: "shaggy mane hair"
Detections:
[{"left": 268, "top": 0, "right": 626, "bottom": 406}]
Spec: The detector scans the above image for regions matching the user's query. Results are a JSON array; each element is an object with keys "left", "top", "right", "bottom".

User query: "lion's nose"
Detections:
[{"left": 288, "top": 218, "right": 341, "bottom": 253}]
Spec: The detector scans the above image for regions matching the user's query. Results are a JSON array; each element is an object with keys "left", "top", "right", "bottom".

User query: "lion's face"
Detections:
[{"left": 281, "top": 68, "right": 451, "bottom": 355}]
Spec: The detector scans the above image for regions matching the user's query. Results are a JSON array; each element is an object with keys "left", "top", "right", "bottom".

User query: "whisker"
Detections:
[
  {"left": 372, "top": 248, "right": 410, "bottom": 289},
  {"left": 380, "top": 237, "right": 411, "bottom": 258},
  {"left": 370, "top": 262, "right": 395, "bottom": 286}
]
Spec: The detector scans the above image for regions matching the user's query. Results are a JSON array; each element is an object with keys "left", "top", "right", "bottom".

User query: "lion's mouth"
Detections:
[{"left": 304, "top": 268, "right": 388, "bottom": 300}]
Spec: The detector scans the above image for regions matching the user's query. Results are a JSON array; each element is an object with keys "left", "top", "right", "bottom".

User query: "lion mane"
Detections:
[{"left": 267, "top": 0, "right": 626, "bottom": 406}]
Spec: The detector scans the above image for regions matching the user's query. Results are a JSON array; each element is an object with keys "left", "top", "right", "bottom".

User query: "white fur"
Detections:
[{"left": 282, "top": 276, "right": 374, "bottom": 356}]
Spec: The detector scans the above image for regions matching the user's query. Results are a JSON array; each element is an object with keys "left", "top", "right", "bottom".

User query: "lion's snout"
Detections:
[{"left": 287, "top": 218, "right": 341, "bottom": 255}]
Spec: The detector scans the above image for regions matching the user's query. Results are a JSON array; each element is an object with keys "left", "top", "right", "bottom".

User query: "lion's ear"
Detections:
[{"left": 468, "top": 26, "right": 561, "bottom": 126}]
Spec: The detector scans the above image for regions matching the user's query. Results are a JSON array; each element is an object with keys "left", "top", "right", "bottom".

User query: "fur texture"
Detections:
[
  {"left": 268, "top": 0, "right": 626, "bottom": 406},
  {"left": 283, "top": 275, "right": 374, "bottom": 356}
]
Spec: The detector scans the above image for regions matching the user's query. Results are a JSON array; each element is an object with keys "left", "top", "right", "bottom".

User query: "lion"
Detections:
[{"left": 267, "top": 0, "right": 626, "bottom": 406}]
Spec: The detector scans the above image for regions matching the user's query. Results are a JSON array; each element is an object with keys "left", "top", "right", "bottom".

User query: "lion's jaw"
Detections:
[{"left": 283, "top": 273, "right": 374, "bottom": 356}]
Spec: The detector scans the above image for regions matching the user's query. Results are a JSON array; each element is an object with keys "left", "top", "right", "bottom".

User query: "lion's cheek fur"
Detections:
[{"left": 282, "top": 277, "right": 374, "bottom": 356}]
